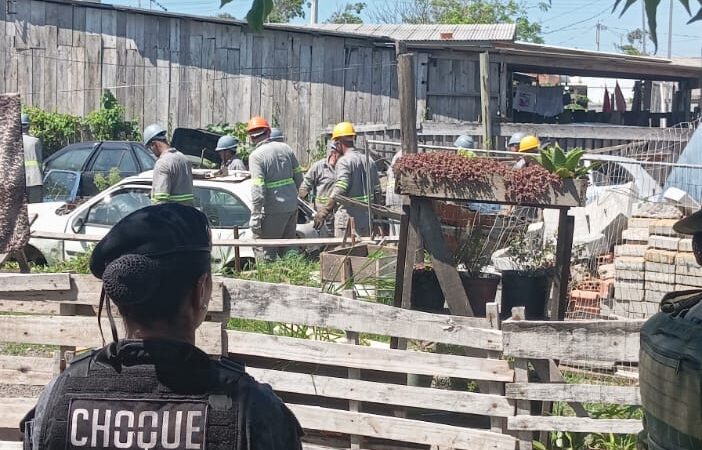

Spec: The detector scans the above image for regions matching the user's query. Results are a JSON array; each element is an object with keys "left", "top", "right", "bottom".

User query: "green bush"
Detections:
[
  {"left": 84, "top": 91, "right": 141, "bottom": 142},
  {"left": 94, "top": 167, "right": 123, "bottom": 191},
  {"left": 23, "top": 107, "right": 82, "bottom": 157},
  {"left": 207, "top": 122, "right": 252, "bottom": 165}
]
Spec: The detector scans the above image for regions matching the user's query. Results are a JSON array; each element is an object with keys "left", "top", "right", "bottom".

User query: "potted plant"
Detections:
[{"left": 500, "top": 232, "right": 556, "bottom": 320}]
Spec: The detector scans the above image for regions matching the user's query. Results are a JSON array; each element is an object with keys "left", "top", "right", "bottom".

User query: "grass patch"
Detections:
[
  {"left": 0, "top": 342, "right": 58, "bottom": 357},
  {"left": 222, "top": 253, "right": 320, "bottom": 288}
]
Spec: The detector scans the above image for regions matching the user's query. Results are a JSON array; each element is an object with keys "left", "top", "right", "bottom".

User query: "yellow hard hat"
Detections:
[
  {"left": 519, "top": 135, "right": 540, "bottom": 152},
  {"left": 332, "top": 122, "right": 356, "bottom": 140}
]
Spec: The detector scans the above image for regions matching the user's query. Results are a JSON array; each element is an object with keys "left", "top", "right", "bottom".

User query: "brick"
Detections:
[
  {"left": 645, "top": 281, "right": 676, "bottom": 292},
  {"left": 645, "top": 271, "right": 676, "bottom": 284},
  {"left": 615, "top": 269, "right": 645, "bottom": 281},
  {"left": 599, "top": 278, "right": 615, "bottom": 299},
  {"left": 614, "top": 244, "right": 647, "bottom": 257},
  {"left": 648, "top": 219, "right": 683, "bottom": 237},
  {"left": 615, "top": 257, "right": 645, "bottom": 271},
  {"left": 645, "top": 289, "right": 667, "bottom": 303},
  {"left": 648, "top": 235, "right": 682, "bottom": 251},
  {"left": 619, "top": 280, "right": 645, "bottom": 290},
  {"left": 645, "top": 261, "right": 673, "bottom": 273},
  {"left": 679, "top": 239, "right": 693, "bottom": 252},
  {"left": 676, "top": 264, "right": 702, "bottom": 277},
  {"left": 628, "top": 217, "right": 657, "bottom": 228},
  {"left": 598, "top": 264, "right": 615, "bottom": 280},
  {"left": 645, "top": 249, "right": 678, "bottom": 264},
  {"left": 622, "top": 228, "right": 650, "bottom": 242},
  {"left": 675, "top": 274, "right": 702, "bottom": 288},
  {"left": 676, "top": 252, "right": 698, "bottom": 265},
  {"left": 615, "top": 287, "right": 645, "bottom": 301}
]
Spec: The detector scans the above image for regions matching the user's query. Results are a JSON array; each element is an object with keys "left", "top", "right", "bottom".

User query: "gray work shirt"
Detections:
[
  {"left": 225, "top": 156, "right": 247, "bottom": 172},
  {"left": 249, "top": 140, "right": 303, "bottom": 216},
  {"left": 331, "top": 148, "right": 380, "bottom": 222},
  {"left": 301, "top": 159, "right": 336, "bottom": 211},
  {"left": 151, "top": 148, "right": 194, "bottom": 205},
  {"left": 22, "top": 134, "right": 43, "bottom": 187}
]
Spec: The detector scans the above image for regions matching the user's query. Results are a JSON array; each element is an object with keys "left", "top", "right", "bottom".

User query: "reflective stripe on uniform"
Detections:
[
  {"left": 252, "top": 176, "right": 265, "bottom": 186},
  {"left": 336, "top": 180, "right": 349, "bottom": 189},
  {"left": 352, "top": 195, "right": 369, "bottom": 202},
  {"left": 264, "top": 177, "right": 295, "bottom": 189},
  {"left": 25, "top": 160, "right": 39, "bottom": 168},
  {"left": 170, "top": 194, "right": 195, "bottom": 201},
  {"left": 293, "top": 166, "right": 303, "bottom": 174}
]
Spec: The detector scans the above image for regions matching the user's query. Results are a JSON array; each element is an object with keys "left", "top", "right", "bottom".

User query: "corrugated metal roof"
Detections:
[{"left": 289, "top": 24, "right": 516, "bottom": 42}]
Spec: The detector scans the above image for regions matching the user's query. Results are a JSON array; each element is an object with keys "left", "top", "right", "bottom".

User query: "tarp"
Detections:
[
  {"left": 0, "top": 94, "right": 30, "bottom": 254},
  {"left": 664, "top": 126, "right": 702, "bottom": 202}
]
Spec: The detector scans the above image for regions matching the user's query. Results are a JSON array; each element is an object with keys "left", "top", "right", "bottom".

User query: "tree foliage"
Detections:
[
  {"left": 369, "top": 0, "right": 547, "bottom": 43},
  {"left": 328, "top": 2, "right": 366, "bottom": 24},
  {"left": 612, "top": 0, "right": 702, "bottom": 50},
  {"left": 614, "top": 28, "right": 652, "bottom": 55},
  {"left": 267, "top": 0, "right": 305, "bottom": 23},
  {"left": 84, "top": 91, "right": 141, "bottom": 142}
]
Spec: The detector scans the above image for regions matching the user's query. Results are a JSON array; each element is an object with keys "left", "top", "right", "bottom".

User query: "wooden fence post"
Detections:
[
  {"left": 342, "top": 259, "right": 363, "bottom": 450},
  {"left": 510, "top": 307, "right": 533, "bottom": 450},
  {"left": 479, "top": 52, "right": 493, "bottom": 149}
]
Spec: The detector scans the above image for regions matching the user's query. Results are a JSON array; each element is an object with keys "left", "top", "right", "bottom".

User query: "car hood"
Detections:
[{"left": 171, "top": 128, "right": 223, "bottom": 166}]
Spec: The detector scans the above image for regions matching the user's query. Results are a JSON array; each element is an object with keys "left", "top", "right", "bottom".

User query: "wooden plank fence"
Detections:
[{"left": 0, "top": 273, "right": 648, "bottom": 449}]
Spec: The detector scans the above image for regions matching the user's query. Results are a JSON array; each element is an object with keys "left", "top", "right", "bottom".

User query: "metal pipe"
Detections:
[{"left": 367, "top": 139, "right": 702, "bottom": 170}]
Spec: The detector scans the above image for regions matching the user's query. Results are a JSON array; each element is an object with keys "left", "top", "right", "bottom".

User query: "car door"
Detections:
[
  {"left": 63, "top": 186, "right": 152, "bottom": 259},
  {"left": 193, "top": 186, "right": 253, "bottom": 265},
  {"left": 83, "top": 143, "right": 140, "bottom": 197},
  {"left": 132, "top": 143, "right": 157, "bottom": 173}
]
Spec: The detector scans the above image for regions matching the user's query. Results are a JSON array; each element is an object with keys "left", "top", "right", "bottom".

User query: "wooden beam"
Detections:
[
  {"left": 396, "top": 42, "right": 417, "bottom": 155},
  {"left": 247, "top": 367, "right": 515, "bottom": 417},
  {"left": 0, "top": 356, "right": 54, "bottom": 386},
  {"left": 479, "top": 52, "right": 493, "bottom": 149},
  {"left": 550, "top": 211, "right": 575, "bottom": 320},
  {"left": 417, "top": 198, "right": 472, "bottom": 316},
  {"left": 506, "top": 383, "right": 641, "bottom": 405},
  {"left": 289, "top": 404, "right": 516, "bottom": 450},
  {"left": 0, "top": 273, "right": 70, "bottom": 292},
  {"left": 508, "top": 416, "right": 643, "bottom": 434},
  {"left": 0, "top": 397, "right": 35, "bottom": 428},
  {"left": 502, "top": 320, "right": 643, "bottom": 362},
  {"left": 226, "top": 330, "right": 513, "bottom": 382}
]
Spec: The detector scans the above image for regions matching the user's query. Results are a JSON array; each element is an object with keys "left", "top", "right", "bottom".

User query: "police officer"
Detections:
[
  {"left": 298, "top": 140, "right": 339, "bottom": 217},
  {"left": 21, "top": 113, "right": 43, "bottom": 203},
  {"left": 20, "top": 204, "right": 303, "bottom": 450},
  {"left": 143, "top": 124, "right": 194, "bottom": 205},
  {"left": 215, "top": 135, "right": 246, "bottom": 173},
  {"left": 246, "top": 117, "right": 303, "bottom": 262},
  {"left": 313, "top": 122, "right": 380, "bottom": 237}
]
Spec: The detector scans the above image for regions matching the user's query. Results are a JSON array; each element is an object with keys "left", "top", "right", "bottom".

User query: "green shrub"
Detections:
[
  {"left": 207, "top": 122, "right": 252, "bottom": 165},
  {"left": 94, "top": 167, "right": 123, "bottom": 191},
  {"left": 23, "top": 107, "right": 82, "bottom": 157},
  {"left": 84, "top": 91, "right": 141, "bottom": 142}
]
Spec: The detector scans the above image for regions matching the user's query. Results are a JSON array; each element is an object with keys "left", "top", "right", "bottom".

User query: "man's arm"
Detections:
[
  {"left": 248, "top": 153, "right": 265, "bottom": 233},
  {"left": 298, "top": 162, "right": 318, "bottom": 200},
  {"left": 151, "top": 160, "right": 171, "bottom": 203},
  {"left": 290, "top": 150, "right": 303, "bottom": 189}
]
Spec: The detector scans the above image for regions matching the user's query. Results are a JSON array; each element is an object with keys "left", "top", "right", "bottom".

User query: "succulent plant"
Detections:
[{"left": 529, "top": 144, "right": 597, "bottom": 179}]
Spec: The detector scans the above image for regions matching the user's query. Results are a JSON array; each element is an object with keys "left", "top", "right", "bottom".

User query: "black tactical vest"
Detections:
[{"left": 26, "top": 340, "right": 300, "bottom": 450}]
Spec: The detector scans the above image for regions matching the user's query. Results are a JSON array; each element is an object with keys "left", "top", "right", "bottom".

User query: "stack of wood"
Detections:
[{"left": 612, "top": 217, "right": 652, "bottom": 318}]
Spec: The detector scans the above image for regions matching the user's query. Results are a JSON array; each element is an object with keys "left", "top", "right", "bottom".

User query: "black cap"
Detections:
[
  {"left": 673, "top": 209, "right": 702, "bottom": 235},
  {"left": 90, "top": 203, "right": 211, "bottom": 280}
]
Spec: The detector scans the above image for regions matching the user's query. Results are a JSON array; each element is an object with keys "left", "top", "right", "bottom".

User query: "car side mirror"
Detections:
[{"left": 71, "top": 216, "right": 86, "bottom": 234}]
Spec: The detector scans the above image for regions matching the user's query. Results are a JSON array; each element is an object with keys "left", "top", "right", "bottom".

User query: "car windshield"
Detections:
[
  {"left": 47, "top": 146, "right": 92, "bottom": 171},
  {"left": 42, "top": 170, "right": 81, "bottom": 203}
]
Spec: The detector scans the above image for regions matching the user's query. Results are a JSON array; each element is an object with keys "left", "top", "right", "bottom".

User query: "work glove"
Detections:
[
  {"left": 249, "top": 215, "right": 262, "bottom": 235},
  {"left": 298, "top": 186, "right": 309, "bottom": 200},
  {"left": 313, "top": 205, "right": 331, "bottom": 230}
]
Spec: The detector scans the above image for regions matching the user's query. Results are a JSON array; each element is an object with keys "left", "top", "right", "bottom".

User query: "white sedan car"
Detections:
[{"left": 28, "top": 170, "right": 326, "bottom": 267}]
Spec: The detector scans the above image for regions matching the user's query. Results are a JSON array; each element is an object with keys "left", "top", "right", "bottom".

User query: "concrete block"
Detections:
[
  {"left": 646, "top": 271, "right": 676, "bottom": 284},
  {"left": 615, "top": 257, "right": 645, "bottom": 271},
  {"left": 649, "top": 219, "right": 683, "bottom": 237},
  {"left": 628, "top": 217, "right": 657, "bottom": 229},
  {"left": 619, "top": 280, "right": 645, "bottom": 290},
  {"left": 633, "top": 202, "right": 682, "bottom": 219},
  {"left": 642, "top": 302, "right": 661, "bottom": 315},
  {"left": 676, "top": 263, "right": 702, "bottom": 277},
  {"left": 677, "top": 252, "right": 698, "bottom": 265},
  {"left": 645, "top": 281, "right": 676, "bottom": 292},
  {"left": 676, "top": 285, "right": 702, "bottom": 292},
  {"left": 615, "top": 269, "right": 645, "bottom": 281},
  {"left": 675, "top": 274, "right": 702, "bottom": 288},
  {"left": 622, "top": 228, "right": 650, "bottom": 242},
  {"left": 614, "top": 244, "right": 647, "bottom": 257},
  {"left": 615, "top": 287, "right": 645, "bottom": 301},
  {"left": 645, "top": 262, "right": 673, "bottom": 273},
  {"left": 645, "top": 289, "right": 668, "bottom": 303},
  {"left": 598, "top": 263, "right": 616, "bottom": 280},
  {"left": 649, "top": 235, "right": 682, "bottom": 251},
  {"left": 679, "top": 239, "right": 693, "bottom": 252},
  {"left": 645, "top": 249, "right": 678, "bottom": 264}
]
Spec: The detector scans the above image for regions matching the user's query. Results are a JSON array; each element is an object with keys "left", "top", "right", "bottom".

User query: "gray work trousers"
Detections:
[
  {"left": 27, "top": 186, "right": 42, "bottom": 203},
  {"left": 334, "top": 209, "right": 370, "bottom": 238},
  {"left": 252, "top": 210, "right": 297, "bottom": 262}
]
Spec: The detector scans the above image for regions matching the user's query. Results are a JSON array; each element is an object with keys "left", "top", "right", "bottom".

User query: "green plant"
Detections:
[
  {"left": 93, "top": 167, "right": 123, "bottom": 191},
  {"left": 529, "top": 144, "right": 598, "bottom": 179},
  {"left": 507, "top": 231, "right": 555, "bottom": 274},
  {"left": 457, "top": 148, "right": 476, "bottom": 158},
  {"left": 564, "top": 103, "right": 587, "bottom": 112},
  {"left": 84, "top": 91, "right": 141, "bottom": 142},
  {"left": 23, "top": 107, "right": 82, "bottom": 157}
]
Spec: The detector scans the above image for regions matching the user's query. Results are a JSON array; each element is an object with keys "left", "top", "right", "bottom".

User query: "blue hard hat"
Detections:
[
  {"left": 454, "top": 135, "right": 474, "bottom": 149},
  {"left": 143, "top": 123, "right": 167, "bottom": 145},
  {"left": 270, "top": 128, "right": 284, "bottom": 141},
  {"left": 216, "top": 135, "right": 239, "bottom": 151},
  {"left": 508, "top": 132, "right": 527, "bottom": 147}
]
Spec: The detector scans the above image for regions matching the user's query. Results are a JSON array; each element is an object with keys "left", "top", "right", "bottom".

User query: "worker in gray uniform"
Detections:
[
  {"left": 21, "top": 114, "right": 43, "bottom": 203},
  {"left": 313, "top": 122, "right": 380, "bottom": 238},
  {"left": 215, "top": 135, "right": 246, "bottom": 173},
  {"left": 143, "top": 123, "right": 194, "bottom": 205},
  {"left": 299, "top": 141, "right": 339, "bottom": 210},
  {"left": 270, "top": 128, "right": 285, "bottom": 142},
  {"left": 246, "top": 116, "right": 303, "bottom": 262}
]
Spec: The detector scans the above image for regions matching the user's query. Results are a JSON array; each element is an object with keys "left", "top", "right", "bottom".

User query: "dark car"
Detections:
[{"left": 43, "top": 141, "right": 156, "bottom": 198}]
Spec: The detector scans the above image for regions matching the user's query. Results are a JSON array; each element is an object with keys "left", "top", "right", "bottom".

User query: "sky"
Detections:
[{"left": 110, "top": 0, "right": 702, "bottom": 57}]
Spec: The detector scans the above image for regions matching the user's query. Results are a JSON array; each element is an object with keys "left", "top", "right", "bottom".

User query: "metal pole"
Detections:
[
  {"left": 642, "top": 2, "right": 647, "bottom": 54},
  {"left": 596, "top": 23, "right": 601, "bottom": 52},
  {"left": 667, "top": 0, "right": 674, "bottom": 58},
  {"left": 365, "top": 148, "right": 373, "bottom": 236},
  {"left": 310, "top": 0, "right": 318, "bottom": 24}
]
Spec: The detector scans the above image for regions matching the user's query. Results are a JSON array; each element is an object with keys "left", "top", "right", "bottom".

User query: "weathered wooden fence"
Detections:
[{"left": 0, "top": 273, "right": 646, "bottom": 450}]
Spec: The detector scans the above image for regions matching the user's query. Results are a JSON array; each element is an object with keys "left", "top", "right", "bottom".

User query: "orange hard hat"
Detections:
[{"left": 247, "top": 116, "right": 270, "bottom": 133}]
